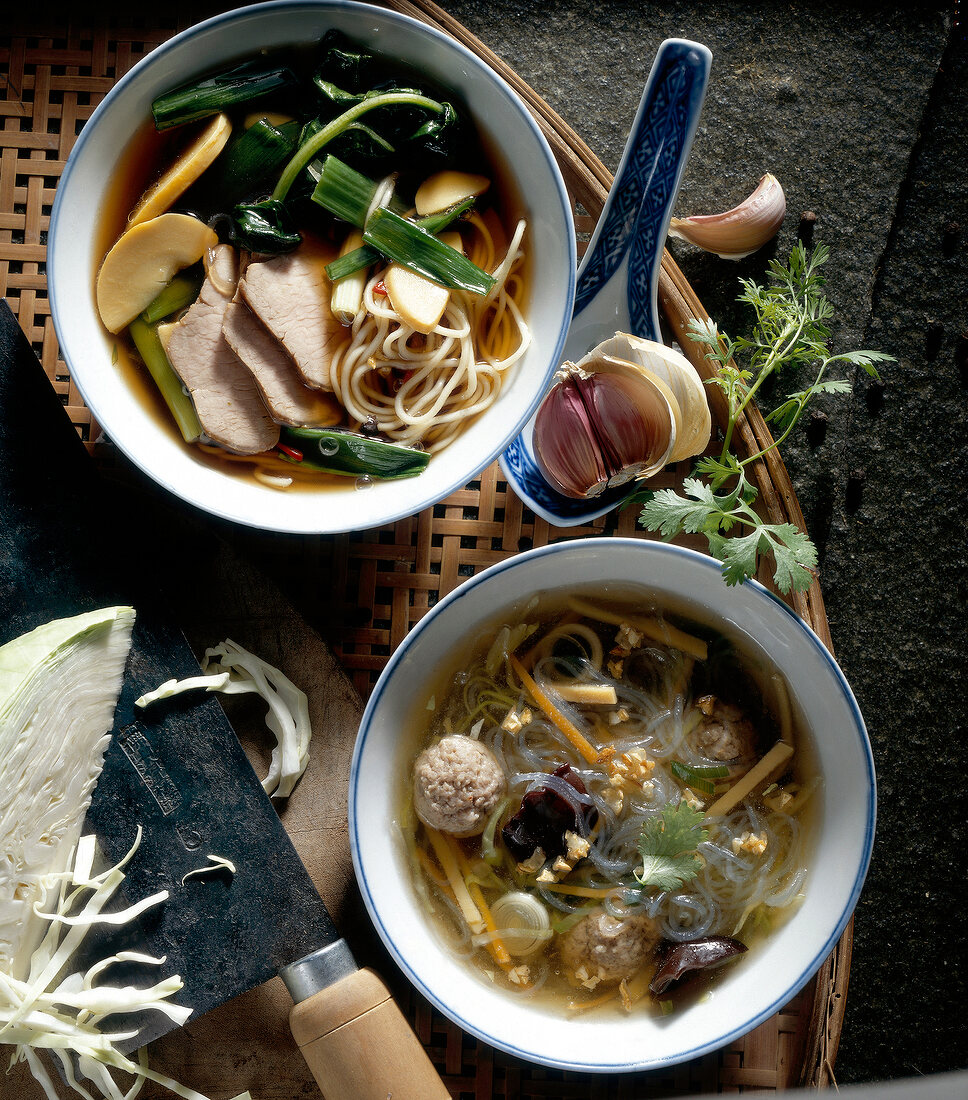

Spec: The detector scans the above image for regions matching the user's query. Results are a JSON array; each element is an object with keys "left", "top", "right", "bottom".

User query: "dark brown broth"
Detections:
[{"left": 95, "top": 36, "right": 530, "bottom": 494}]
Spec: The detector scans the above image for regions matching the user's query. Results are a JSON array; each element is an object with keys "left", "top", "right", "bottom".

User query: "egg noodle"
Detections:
[{"left": 331, "top": 214, "right": 531, "bottom": 451}]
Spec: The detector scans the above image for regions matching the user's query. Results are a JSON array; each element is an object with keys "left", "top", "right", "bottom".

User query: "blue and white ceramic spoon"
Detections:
[{"left": 500, "top": 38, "right": 712, "bottom": 527}]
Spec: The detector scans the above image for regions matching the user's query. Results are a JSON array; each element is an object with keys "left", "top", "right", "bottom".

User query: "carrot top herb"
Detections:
[{"left": 635, "top": 242, "right": 894, "bottom": 594}]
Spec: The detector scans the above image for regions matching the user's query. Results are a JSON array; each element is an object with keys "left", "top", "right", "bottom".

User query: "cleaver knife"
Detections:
[{"left": 0, "top": 302, "right": 449, "bottom": 1100}]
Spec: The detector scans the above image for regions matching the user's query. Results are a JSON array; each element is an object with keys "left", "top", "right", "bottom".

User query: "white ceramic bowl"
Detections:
[
  {"left": 48, "top": 1, "right": 575, "bottom": 534},
  {"left": 350, "top": 539, "right": 876, "bottom": 1073}
]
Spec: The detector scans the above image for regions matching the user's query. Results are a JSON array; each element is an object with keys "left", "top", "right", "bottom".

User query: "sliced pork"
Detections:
[
  {"left": 239, "top": 240, "right": 346, "bottom": 391},
  {"left": 162, "top": 245, "right": 279, "bottom": 455},
  {"left": 222, "top": 300, "right": 343, "bottom": 428}
]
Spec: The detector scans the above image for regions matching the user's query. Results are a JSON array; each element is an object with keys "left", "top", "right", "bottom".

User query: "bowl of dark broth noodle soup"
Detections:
[
  {"left": 350, "top": 539, "right": 875, "bottom": 1072},
  {"left": 48, "top": 2, "right": 574, "bottom": 533}
]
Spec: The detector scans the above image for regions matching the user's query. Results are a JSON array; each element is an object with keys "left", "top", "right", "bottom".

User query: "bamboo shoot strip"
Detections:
[
  {"left": 704, "top": 741, "right": 794, "bottom": 819},
  {"left": 566, "top": 596, "right": 709, "bottom": 661},
  {"left": 509, "top": 655, "right": 601, "bottom": 764},
  {"left": 425, "top": 828, "right": 484, "bottom": 933},
  {"left": 151, "top": 60, "right": 298, "bottom": 131}
]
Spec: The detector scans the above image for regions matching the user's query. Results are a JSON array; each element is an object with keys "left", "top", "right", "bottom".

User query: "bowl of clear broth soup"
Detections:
[
  {"left": 350, "top": 538, "right": 875, "bottom": 1072},
  {"left": 48, "top": 2, "right": 574, "bottom": 533}
]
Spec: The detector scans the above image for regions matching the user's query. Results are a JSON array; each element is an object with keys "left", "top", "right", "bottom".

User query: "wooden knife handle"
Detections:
[{"left": 289, "top": 967, "right": 451, "bottom": 1100}]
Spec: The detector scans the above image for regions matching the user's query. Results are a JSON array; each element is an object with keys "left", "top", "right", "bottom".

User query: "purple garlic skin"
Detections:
[{"left": 532, "top": 369, "right": 662, "bottom": 499}]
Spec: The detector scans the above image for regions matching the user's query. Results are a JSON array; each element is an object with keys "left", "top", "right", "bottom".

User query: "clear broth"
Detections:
[{"left": 397, "top": 583, "right": 822, "bottom": 1018}]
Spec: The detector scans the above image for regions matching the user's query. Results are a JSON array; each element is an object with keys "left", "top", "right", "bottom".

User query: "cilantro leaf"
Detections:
[
  {"left": 639, "top": 482, "right": 720, "bottom": 539},
  {"left": 635, "top": 802, "right": 708, "bottom": 892},
  {"left": 713, "top": 524, "right": 817, "bottom": 592}
]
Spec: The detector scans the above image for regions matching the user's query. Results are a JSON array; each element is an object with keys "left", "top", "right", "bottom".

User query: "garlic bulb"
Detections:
[
  {"left": 583, "top": 334, "right": 711, "bottom": 463},
  {"left": 533, "top": 361, "right": 677, "bottom": 499},
  {"left": 490, "top": 891, "right": 552, "bottom": 957},
  {"left": 669, "top": 173, "right": 786, "bottom": 260}
]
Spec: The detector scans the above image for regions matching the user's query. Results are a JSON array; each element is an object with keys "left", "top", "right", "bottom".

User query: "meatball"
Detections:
[
  {"left": 558, "top": 909, "right": 659, "bottom": 985},
  {"left": 691, "top": 696, "right": 757, "bottom": 762},
  {"left": 413, "top": 734, "right": 507, "bottom": 837}
]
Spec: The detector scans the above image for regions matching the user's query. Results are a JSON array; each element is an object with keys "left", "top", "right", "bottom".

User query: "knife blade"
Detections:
[{"left": 0, "top": 302, "right": 449, "bottom": 1099}]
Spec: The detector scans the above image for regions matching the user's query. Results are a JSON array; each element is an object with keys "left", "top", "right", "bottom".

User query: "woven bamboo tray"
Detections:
[{"left": 0, "top": 3, "right": 849, "bottom": 1093}]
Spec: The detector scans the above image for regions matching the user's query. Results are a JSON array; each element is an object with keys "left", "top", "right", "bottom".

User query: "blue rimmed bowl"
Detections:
[
  {"left": 48, "top": 1, "right": 575, "bottom": 534},
  {"left": 350, "top": 538, "right": 875, "bottom": 1073},
  {"left": 501, "top": 39, "right": 712, "bottom": 527}
]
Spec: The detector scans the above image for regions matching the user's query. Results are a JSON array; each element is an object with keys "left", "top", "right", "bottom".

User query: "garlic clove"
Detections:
[
  {"left": 668, "top": 172, "right": 786, "bottom": 260},
  {"left": 580, "top": 355, "right": 679, "bottom": 479},
  {"left": 534, "top": 369, "right": 611, "bottom": 498},
  {"left": 533, "top": 361, "right": 676, "bottom": 499},
  {"left": 587, "top": 334, "right": 712, "bottom": 463}
]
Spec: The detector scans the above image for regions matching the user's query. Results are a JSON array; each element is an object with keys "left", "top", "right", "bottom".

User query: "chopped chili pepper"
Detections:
[
  {"left": 276, "top": 442, "right": 304, "bottom": 462},
  {"left": 373, "top": 281, "right": 388, "bottom": 296}
]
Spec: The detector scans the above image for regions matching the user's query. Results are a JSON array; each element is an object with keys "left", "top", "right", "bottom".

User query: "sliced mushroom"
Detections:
[{"left": 649, "top": 936, "right": 748, "bottom": 995}]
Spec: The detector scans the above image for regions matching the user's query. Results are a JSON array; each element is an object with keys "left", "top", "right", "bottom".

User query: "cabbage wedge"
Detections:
[{"left": 0, "top": 606, "right": 136, "bottom": 981}]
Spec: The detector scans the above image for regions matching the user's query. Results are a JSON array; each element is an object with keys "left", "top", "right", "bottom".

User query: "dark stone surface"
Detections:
[{"left": 437, "top": 0, "right": 967, "bottom": 1085}]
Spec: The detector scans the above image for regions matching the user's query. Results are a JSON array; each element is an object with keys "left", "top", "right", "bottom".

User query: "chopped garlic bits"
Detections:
[
  {"left": 732, "top": 830, "right": 769, "bottom": 856},
  {"left": 501, "top": 706, "right": 532, "bottom": 734}
]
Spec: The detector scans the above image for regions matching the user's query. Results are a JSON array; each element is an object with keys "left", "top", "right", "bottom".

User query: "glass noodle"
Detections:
[{"left": 401, "top": 591, "right": 821, "bottom": 1016}]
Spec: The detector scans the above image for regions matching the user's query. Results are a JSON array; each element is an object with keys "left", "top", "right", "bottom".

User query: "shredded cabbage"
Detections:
[
  {"left": 135, "top": 639, "right": 311, "bottom": 798},
  {"left": 0, "top": 829, "right": 223, "bottom": 1100},
  {"left": 180, "top": 856, "right": 236, "bottom": 885},
  {"left": 0, "top": 607, "right": 135, "bottom": 981}
]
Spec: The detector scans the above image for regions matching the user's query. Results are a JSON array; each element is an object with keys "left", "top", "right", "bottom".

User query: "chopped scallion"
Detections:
[
  {"left": 128, "top": 318, "right": 202, "bottom": 444},
  {"left": 416, "top": 196, "right": 475, "bottom": 235},
  {"left": 140, "top": 268, "right": 203, "bottom": 324},
  {"left": 325, "top": 243, "right": 381, "bottom": 282},
  {"left": 363, "top": 207, "right": 495, "bottom": 296},
  {"left": 670, "top": 760, "right": 731, "bottom": 795},
  {"left": 199, "top": 118, "right": 299, "bottom": 206},
  {"left": 279, "top": 427, "right": 429, "bottom": 479},
  {"left": 311, "top": 155, "right": 378, "bottom": 226},
  {"left": 151, "top": 60, "right": 298, "bottom": 131}
]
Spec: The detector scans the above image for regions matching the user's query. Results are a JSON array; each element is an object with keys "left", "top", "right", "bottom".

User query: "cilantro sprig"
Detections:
[
  {"left": 635, "top": 242, "right": 894, "bottom": 594},
  {"left": 635, "top": 801, "right": 708, "bottom": 892}
]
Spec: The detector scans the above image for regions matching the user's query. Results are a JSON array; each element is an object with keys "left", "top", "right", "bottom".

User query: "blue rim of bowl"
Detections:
[
  {"left": 47, "top": 0, "right": 577, "bottom": 535},
  {"left": 349, "top": 538, "right": 877, "bottom": 1072}
]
